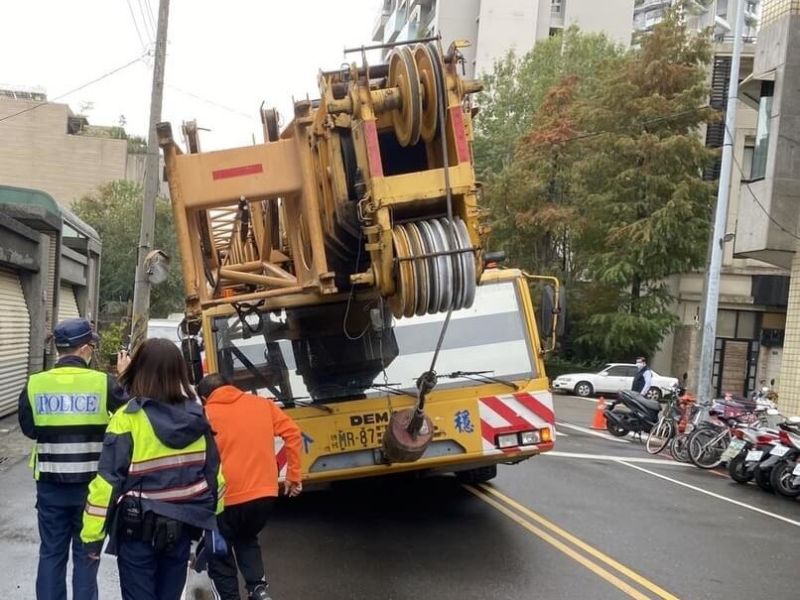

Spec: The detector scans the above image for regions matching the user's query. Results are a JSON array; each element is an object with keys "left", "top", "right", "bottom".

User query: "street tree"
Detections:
[
  {"left": 572, "top": 10, "right": 717, "bottom": 358},
  {"left": 73, "top": 180, "right": 184, "bottom": 319},
  {"left": 474, "top": 27, "right": 625, "bottom": 178},
  {"left": 483, "top": 76, "right": 584, "bottom": 276}
]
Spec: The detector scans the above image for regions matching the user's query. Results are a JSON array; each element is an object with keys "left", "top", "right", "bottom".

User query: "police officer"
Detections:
[
  {"left": 18, "top": 318, "right": 128, "bottom": 600},
  {"left": 81, "top": 338, "right": 225, "bottom": 600}
]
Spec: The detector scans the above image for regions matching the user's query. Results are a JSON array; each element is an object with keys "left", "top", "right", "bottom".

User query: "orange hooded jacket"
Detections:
[{"left": 205, "top": 385, "right": 302, "bottom": 506}]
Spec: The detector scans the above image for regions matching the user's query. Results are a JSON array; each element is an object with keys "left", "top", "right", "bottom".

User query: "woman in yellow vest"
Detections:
[{"left": 80, "top": 338, "right": 225, "bottom": 600}]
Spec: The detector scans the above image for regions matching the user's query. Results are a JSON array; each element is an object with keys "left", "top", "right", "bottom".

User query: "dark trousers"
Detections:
[
  {"left": 36, "top": 492, "right": 99, "bottom": 600},
  {"left": 208, "top": 497, "right": 275, "bottom": 599},
  {"left": 116, "top": 532, "right": 192, "bottom": 600}
]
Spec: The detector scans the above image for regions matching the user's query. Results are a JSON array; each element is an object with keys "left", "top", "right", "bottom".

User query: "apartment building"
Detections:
[
  {"left": 0, "top": 90, "right": 164, "bottom": 207},
  {"left": 731, "top": 0, "right": 800, "bottom": 414},
  {"left": 372, "top": 0, "right": 636, "bottom": 78}
]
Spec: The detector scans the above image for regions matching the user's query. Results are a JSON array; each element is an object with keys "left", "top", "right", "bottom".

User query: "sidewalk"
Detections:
[{"left": 0, "top": 412, "right": 212, "bottom": 598}]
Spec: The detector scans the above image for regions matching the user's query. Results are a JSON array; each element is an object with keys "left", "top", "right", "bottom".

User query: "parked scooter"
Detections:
[
  {"left": 725, "top": 421, "right": 781, "bottom": 484},
  {"left": 769, "top": 418, "right": 800, "bottom": 498},
  {"left": 605, "top": 387, "right": 670, "bottom": 437}
]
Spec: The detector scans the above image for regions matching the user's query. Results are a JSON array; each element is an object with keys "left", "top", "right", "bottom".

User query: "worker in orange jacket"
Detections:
[{"left": 197, "top": 374, "right": 302, "bottom": 600}]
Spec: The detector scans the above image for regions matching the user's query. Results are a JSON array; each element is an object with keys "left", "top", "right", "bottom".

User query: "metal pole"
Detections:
[
  {"left": 696, "top": 0, "right": 745, "bottom": 403},
  {"left": 130, "top": 0, "right": 170, "bottom": 353}
]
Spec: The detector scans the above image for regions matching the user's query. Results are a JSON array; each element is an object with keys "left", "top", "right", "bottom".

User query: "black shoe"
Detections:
[{"left": 249, "top": 584, "right": 272, "bottom": 600}]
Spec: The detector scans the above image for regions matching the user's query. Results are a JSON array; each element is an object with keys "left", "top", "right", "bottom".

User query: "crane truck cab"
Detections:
[{"left": 201, "top": 267, "right": 553, "bottom": 484}]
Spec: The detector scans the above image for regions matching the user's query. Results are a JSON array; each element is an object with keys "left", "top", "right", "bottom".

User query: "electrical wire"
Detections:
[
  {"left": 165, "top": 84, "right": 254, "bottom": 120},
  {"left": 342, "top": 230, "right": 371, "bottom": 341},
  {"left": 143, "top": 0, "right": 158, "bottom": 35},
  {"left": 0, "top": 52, "right": 149, "bottom": 125},
  {"left": 138, "top": 0, "right": 157, "bottom": 41},
  {"left": 724, "top": 123, "right": 800, "bottom": 241},
  {"left": 125, "top": 0, "right": 148, "bottom": 50}
]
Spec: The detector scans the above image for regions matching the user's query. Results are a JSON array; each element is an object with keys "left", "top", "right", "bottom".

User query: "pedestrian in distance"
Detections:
[
  {"left": 632, "top": 356, "right": 653, "bottom": 397},
  {"left": 196, "top": 373, "right": 303, "bottom": 600},
  {"left": 80, "top": 338, "right": 226, "bottom": 600},
  {"left": 18, "top": 317, "right": 129, "bottom": 600}
]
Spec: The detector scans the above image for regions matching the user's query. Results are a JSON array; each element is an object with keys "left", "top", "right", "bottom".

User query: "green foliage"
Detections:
[
  {"left": 474, "top": 27, "right": 625, "bottom": 177},
  {"left": 127, "top": 136, "right": 148, "bottom": 154},
  {"left": 476, "top": 12, "right": 716, "bottom": 362},
  {"left": 97, "top": 321, "right": 124, "bottom": 373},
  {"left": 73, "top": 180, "right": 184, "bottom": 319},
  {"left": 573, "top": 10, "right": 716, "bottom": 357}
]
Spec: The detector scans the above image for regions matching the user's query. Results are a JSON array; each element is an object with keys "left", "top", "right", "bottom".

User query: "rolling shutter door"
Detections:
[
  {"left": 46, "top": 232, "right": 57, "bottom": 331},
  {"left": 57, "top": 284, "right": 81, "bottom": 322},
  {"left": 0, "top": 268, "right": 31, "bottom": 417}
]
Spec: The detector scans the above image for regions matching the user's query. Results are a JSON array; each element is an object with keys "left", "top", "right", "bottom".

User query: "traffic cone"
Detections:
[{"left": 590, "top": 396, "right": 607, "bottom": 430}]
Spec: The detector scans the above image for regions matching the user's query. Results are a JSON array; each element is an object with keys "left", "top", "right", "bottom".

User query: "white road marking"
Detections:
[
  {"left": 553, "top": 394, "right": 608, "bottom": 405},
  {"left": 616, "top": 460, "right": 800, "bottom": 528},
  {"left": 545, "top": 451, "right": 691, "bottom": 466},
  {"left": 556, "top": 421, "right": 631, "bottom": 444},
  {"left": 555, "top": 431, "right": 569, "bottom": 437}
]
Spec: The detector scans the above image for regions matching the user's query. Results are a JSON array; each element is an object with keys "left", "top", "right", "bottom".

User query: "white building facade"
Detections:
[{"left": 372, "top": 0, "right": 636, "bottom": 78}]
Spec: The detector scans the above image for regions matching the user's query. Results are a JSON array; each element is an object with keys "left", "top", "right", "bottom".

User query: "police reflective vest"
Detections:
[
  {"left": 27, "top": 366, "right": 109, "bottom": 483},
  {"left": 81, "top": 398, "right": 225, "bottom": 555}
]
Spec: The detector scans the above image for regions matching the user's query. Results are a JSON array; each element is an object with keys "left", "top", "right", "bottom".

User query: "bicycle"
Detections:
[
  {"left": 687, "top": 398, "right": 764, "bottom": 469},
  {"left": 645, "top": 386, "right": 682, "bottom": 454}
]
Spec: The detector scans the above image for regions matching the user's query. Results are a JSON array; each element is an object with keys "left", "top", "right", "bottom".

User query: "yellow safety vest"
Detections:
[{"left": 27, "top": 366, "right": 109, "bottom": 482}]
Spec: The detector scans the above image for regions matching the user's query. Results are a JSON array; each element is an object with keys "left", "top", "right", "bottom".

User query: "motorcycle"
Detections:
[
  {"left": 604, "top": 386, "right": 674, "bottom": 438},
  {"left": 768, "top": 418, "right": 800, "bottom": 498},
  {"left": 725, "top": 420, "right": 781, "bottom": 484}
]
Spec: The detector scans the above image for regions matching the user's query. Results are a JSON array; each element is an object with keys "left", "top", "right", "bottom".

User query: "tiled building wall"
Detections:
[{"left": 780, "top": 249, "right": 800, "bottom": 415}]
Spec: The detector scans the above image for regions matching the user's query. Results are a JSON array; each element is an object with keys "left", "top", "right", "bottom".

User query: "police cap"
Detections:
[{"left": 53, "top": 318, "right": 100, "bottom": 349}]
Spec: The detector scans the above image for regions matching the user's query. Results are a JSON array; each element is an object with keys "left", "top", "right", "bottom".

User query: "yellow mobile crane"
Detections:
[{"left": 159, "top": 40, "right": 558, "bottom": 484}]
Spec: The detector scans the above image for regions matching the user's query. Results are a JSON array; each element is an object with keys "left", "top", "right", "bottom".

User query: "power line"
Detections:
[
  {"left": 136, "top": 0, "right": 156, "bottom": 42},
  {"left": 562, "top": 105, "right": 713, "bottom": 144},
  {"left": 0, "top": 53, "right": 149, "bottom": 125},
  {"left": 165, "top": 84, "right": 254, "bottom": 120},
  {"left": 142, "top": 0, "right": 158, "bottom": 37},
  {"left": 724, "top": 123, "right": 800, "bottom": 241},
  {"left": 125, "top": 0, "right": 148, "bottom": 49}
]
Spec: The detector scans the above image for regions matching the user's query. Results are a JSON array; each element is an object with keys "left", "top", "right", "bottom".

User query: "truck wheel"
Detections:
[{"left": 455, "top": 465, "right": 498, "bottom": 484}]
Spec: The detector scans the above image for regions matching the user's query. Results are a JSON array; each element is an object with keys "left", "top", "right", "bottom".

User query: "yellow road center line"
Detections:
[
  {"left": 462, "top": 485, "right": 654, "bottom": 600},
  {"left": 476, "top": 484, "right": 681, "bottom": 600}
]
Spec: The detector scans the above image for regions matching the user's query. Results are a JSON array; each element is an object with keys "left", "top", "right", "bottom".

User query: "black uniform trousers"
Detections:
[{"left": 208, "top": 497, "right": 275, "bottom": 599}]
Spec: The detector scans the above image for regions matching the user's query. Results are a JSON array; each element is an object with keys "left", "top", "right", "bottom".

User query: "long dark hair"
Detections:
[{"left": 119, "top": 338, "right": 193, "bottom": 405}]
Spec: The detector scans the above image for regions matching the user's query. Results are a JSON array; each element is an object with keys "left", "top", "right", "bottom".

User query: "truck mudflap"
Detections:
[{"left": 273, "top": 389, "right": 555, "bottom": 482}]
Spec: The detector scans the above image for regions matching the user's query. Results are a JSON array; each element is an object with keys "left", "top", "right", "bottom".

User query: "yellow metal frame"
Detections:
[{"left": 158, "top": 43, "right": 485, "bottom": 323}]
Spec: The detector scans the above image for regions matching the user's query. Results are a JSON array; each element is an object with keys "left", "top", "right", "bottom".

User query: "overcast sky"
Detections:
[{"left": 3, "top": 0, "right": 383, "bottom": 149}]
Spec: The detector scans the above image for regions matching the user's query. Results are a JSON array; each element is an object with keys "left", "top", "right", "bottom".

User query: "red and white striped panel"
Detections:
[
  {"left": 274, "top": 437, "right": 288, "bottom": 481},
  {"left": 478, "top": 392, "right": 555, "bottom": 454}
]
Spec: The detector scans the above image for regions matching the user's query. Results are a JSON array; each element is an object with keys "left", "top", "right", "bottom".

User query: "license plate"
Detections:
[
  {"left": 793, "top": 463, "right": 800, "bottom": 476},
  {"left": 745, "top": 450, "right": 763, "bottom": 462},
  {"left": 770, "top": 444, "right": 789, "bottom": 457},
  {"left": 329, "top": 425, "right": 386, "bottom": 451},
  {"left": 722, "top": 439, "right": 746, "bottom": 460}
]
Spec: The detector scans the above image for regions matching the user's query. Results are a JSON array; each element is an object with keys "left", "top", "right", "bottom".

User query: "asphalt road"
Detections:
[{"left": 2, "top": 395, "right": 799, "bottom": 599}]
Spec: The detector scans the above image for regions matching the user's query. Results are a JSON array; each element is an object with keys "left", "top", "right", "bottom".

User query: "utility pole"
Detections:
[
  {"left": 696, "top": 0, "right": 745, "bottom": 402},
  {"left": 130, "top": 0, "right": 170, "bottom": 352}
]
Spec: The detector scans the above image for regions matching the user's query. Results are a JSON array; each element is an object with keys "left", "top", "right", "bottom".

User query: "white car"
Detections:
[{"left": 551, "top": 363, "right": 679, "bottom": 401}]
